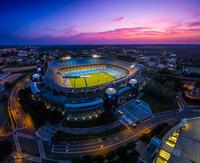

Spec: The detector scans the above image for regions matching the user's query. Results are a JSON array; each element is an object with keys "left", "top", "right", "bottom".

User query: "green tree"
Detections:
[
  {"left": 106, "top": 150, "right": 116, "bottom": 161},
  {"left": 94, "top": 154, "right": 104, "bottom": 163},
  {"left": 72, "top": 156, "right": 82, "bottom": 163},
  {"left": 82, "top": 155, "right": 93, "bottom": 163},
  {"left": 4, "top": 82, "right": 12, "bottom": 89},
  {"left": 116, "top": 146, "right": 127, "bottom": 159},
  {"left": 0, "top": 140, "right": 13, "bottom": 160}
]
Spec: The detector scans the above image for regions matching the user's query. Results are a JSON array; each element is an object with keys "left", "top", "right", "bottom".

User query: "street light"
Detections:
[
  {"left": 62, "top": 56, "right": 71, "bottom": 60},
  {"left": 130, "top": 65, "right": 135, "bottom": 68},
  {"left": 92, "top": 54, "right": 100, "bottom": 58}
]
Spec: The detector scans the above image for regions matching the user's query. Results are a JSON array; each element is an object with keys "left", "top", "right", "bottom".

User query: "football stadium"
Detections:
[
  {"left": 30, "top": 56, "right": 144, "bottom": 120},
  {"left": 54, "top": 64, "right": 128, "bottom": 88}
]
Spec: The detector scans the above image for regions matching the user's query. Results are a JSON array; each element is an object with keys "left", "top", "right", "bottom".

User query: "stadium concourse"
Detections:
[{"left": 29, "top": 56, "right": 148, "bottom": 121}]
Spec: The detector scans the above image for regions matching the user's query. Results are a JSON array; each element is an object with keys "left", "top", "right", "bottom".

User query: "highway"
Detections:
[
  {"left": 8, "top": 108, "right": 199, "bottom": 161},
  {"left": 2, "top": 65, "right": 37, "bottom": 73},
  {"left": 8, "top": 76, "right": 34, "bottom": 131},
  {"left": 52, "top": 114, "right": 177, "bottom": 155},
  {"left": 5, "top": 74, "right": 200, "bottom": 161},
  {"left": 44, "top": 109, "right": 200, "bottom": 157}
]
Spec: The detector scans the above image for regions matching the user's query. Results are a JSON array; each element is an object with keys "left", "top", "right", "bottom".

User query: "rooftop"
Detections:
[{"left": 156, "top": 117, "right": 200, "bottom": 163}]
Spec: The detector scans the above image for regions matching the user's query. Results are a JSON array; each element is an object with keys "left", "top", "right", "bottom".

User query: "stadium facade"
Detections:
[{"left": 30, "top": 57, "right": 144, "bottom": 120}]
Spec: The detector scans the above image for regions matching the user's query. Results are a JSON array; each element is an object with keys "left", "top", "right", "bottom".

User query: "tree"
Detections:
[
  {"left": 99, "top": 110, "right": 116, "bottom": 124},
  {"left": 140, "top": 133, "right": 152, "bottom": 143},
  {"left": 106, "top": 151, "right": 116, "bottom": 161},
  {"left": 19, "top": 87, "right": 63, "bottom": 127},
  {"left": 0, "top": 140, "right": 13, "bottom": 160},
  {"left": 126, "top": 141, "right": 136, "bottom": 149},
  {"left": 4, "top": 82, "right": 11, "bottom": 89},
  {"left": 142, "top": 79, "right": 176, "bottom": 103},
  {"left": 116, "top": 146, "right": 127, "bottom": 159},
  {"left": 196, "top": 81, "right": 200, "bottom": 88},
  {"left": 82, "top": 155, "right": 93, "bottom": 163},
  {"left": 93, "top": 154, "right": 104, "bottom": 163},
  {"left": 72, "top": 156, "right": 82, "bottom": 163}
]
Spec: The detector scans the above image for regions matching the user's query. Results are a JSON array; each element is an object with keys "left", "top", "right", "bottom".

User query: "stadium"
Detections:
[{"left": 30, "top": 56, "right": 144, "bottom": 120}]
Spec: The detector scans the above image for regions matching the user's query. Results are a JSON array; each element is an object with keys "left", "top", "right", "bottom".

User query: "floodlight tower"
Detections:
[
  {"left": 104, "top": 87, "right": 118, "bottom": 110},
  {"left": 128, "top": 79, "right": 139, "bottom": 98},
  {"left": 32, "top": 73, "right": 41, "bottom": 82}
]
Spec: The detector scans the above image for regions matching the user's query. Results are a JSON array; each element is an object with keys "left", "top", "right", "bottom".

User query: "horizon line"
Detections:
[{"left": 1, "top": 43, "right": 200, "bottom": 46}]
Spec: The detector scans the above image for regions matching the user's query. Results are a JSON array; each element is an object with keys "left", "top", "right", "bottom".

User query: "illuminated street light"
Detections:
[
  {"left": 181, "top": 118, "right": 187, "bottom": 127},
  {"left": 130, "top": 65, "right": 135, "bottom": 68},
  {"left": 92, "top": 54, "right": 100, "bottom": 58},
  {"left": 62, "top": 56, "right": 71, "bottom": 60}
]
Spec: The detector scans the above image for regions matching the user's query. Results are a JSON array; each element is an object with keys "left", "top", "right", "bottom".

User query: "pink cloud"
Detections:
[
  {"left": 26, "top": 24, "right": 200, "bottom": 44},
  {"left": 187, "top": 21, "right": 200, "bottom": 27},
  {"left": 63, "top": 26, "right": 78, "bottom": 36},
  {"left": 43, "top": 26, "right": 77, "bottom": 37},
  {"left": 75, "top": 27, "right": 153, "bottom": 39},
  {"left": 68, "top": 25, "right": 200, "bottom": 44},
  {"left": 112, "top": 16, "right": 124, "bottom": 22}
]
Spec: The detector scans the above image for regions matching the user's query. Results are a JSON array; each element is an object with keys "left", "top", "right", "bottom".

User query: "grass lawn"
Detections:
[
  {"left": 141, "top": 93, "right": 178, "bottom": 113},
  {"left": 69, "top": 72, "right": 116, "bottom": 88}
]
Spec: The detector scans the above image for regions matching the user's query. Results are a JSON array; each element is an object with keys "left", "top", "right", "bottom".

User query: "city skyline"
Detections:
[{"left": 1, "top": 0, "right": 200, "bottom": 45}]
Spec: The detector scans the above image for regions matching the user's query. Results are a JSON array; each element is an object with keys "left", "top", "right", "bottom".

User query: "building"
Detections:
[
  {"left": 168, "top": 54, "right": 176, "bottom": 70},
  {"left": 17, "top": 50, "right": 28, "bottom": 57},
  {"left": 29, "top": 57, "right": 144, "bottom": 121},
  {"left": 154, "top": 118, "right": 200, "bottom": 163}
]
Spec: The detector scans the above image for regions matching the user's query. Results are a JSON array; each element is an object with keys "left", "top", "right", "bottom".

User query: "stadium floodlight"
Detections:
[
  {"left": 37, "top": 67, "right": 42, "bottom": 72},
  {"left": 181, "top": 118, "right": 187, "bottom": 127},
  {"left": 62, "top": 56, "right": 71, "bottom": 60},
  {"left": 80, "top": 75, "right": 90, "bottom": 78},
  {"left": 130, "top": 65, "right": 135, "bottom": 68},
  {"left": 92, "top": 54, "right": 100, "bottom": 58}
]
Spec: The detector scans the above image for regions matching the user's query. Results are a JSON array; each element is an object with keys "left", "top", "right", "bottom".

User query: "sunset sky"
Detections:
[{"left": 1, "top": 0, "right": 200, "bottom": 44}]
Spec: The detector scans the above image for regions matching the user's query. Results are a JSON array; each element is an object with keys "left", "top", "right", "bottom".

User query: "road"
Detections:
[
  {"left": 43, "top": 109, "right": 200, "bottom": 158},
  {"left": 8, "top": 76, "right": 34, "bottom": 131},
  {"left": 6, "top": 76, "right": 37, "bottom": 162},
  {"left": 5, "top": 74, "right": 200, "bottom": 161},
  {"left": 9, "top": 106, "right": 200, "bottom": 161},
  {"left": 2, "top": 65, "right": 37, "bottom": 73}
]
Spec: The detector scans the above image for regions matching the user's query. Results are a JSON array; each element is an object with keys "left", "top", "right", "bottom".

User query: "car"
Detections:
[
  {"left": 136, "top": 99, "right": 141, "bottom": 104},
  {"left": 132, "top": 123, "right": 137, "bottom": 128},
  {"left": 118, "top": 110, "right": 124, "bottom": 115},
  {"left": 101, "top": 137, "right": 106, "bottom": 141}
]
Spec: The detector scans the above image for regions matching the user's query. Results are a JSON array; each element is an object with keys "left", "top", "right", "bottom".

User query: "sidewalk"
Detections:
[
  {"left": 59, "top": 120, "right": 121, "bottom": 134},
  {"left": 36, "top": 120, "right": 121, "bottom": 141}
]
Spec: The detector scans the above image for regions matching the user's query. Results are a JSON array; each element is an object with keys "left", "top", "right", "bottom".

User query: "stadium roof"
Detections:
[
  {"left": 156, "top": 118, "right": 200, "bottom": 163},
  {"left": 106, "top": 87, "right": 117, "bottom": 95},
  {"left": 117, "top": 86, "right": 131, "bottom": 96},
  {"left": 128, "top": 79, "right": 137, "bottom": 85},
  {"left": 29, "top": 82, "right": 40, "bottom": 94},
  {"left": 64, "top": 98, "right": 103, "bottom": 108}
]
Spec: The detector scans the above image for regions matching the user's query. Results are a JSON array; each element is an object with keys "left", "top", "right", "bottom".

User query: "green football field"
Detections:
[{"left": 69, "top": 72, "right": 116, "bottom": 88}]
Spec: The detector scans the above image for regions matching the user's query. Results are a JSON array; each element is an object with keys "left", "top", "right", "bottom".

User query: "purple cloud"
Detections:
[
  {"left": 63, "top": 26, "right": 77, "bottom": 36},
  {"left": 112, "top": 16, "right": 124, "bottom": 22},
  {"left": 187, "top": 21, "right": 200, "bottom": 27}
]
